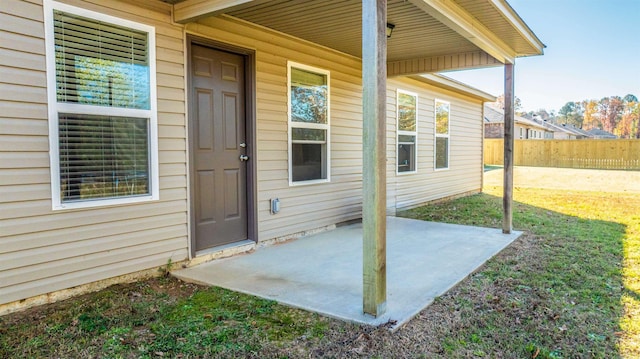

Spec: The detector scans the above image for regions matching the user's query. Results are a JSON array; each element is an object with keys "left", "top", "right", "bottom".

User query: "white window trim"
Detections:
[
  {"left": 434, "top": 99, "right": 450, "bottom": 171},
  {"left": 287, "top": 61, "right": 331, "bottom": 186},
  {"left": 396, "top": 89, "right": 418, "bottom": 175},
  {"left": 44, "top": 0, "right": 159, "bottom": 210}
]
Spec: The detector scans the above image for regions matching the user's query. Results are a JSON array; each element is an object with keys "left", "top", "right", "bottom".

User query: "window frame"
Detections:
[
  {"left": 287, "top": 61, "right": 331, "bottom": 186},
  {"left": 396, "top": 89, "right": 418, "bottom": 175},
  {"left": 44, "top": 0, "right": 159, "bottom": 210},
  {"left": 434, "top": 99, "right": 450, "bottom": 171}
]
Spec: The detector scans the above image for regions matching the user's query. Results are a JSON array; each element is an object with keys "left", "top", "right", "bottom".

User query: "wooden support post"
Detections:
[
  {"left": 362, "top": 0, "right": 387, "bottom": 317},
  {"left": 503, "top": 62, "right": 515, "bottom": 234}
]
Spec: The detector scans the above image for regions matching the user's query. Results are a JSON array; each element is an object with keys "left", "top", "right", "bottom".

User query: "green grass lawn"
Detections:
[
  {"left": 0, "top": 279, "right": 336, "bottom": 358},
  {"left": 400, "top": 185, "right": 640, "bottom": 358},
  {"left": 1, "top": 180, "right": 638, "bottom": 358}
]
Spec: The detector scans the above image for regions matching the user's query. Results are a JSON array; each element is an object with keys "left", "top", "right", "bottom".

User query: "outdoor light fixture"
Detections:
[{"left": 386, "top": 23, "right": 395, "bottom": 38}]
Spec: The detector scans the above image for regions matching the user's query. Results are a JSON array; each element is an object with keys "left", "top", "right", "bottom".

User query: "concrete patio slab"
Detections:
[{"left": 173, "top": 217, "right": 521, "bottom": 329}]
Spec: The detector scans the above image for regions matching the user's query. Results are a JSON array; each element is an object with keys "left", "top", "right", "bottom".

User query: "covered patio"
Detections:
[
  {"left": 168, "top": 0, "right": 543, "bottom": 320},
  {"left": 174, "top": 217, "right": 521, "bottom": 328}
]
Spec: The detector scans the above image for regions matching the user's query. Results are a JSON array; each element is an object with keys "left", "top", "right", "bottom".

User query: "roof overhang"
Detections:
[
  {"left": 167, "top": 0, "right": 544, "bottom": 76},
  {"left": 173, "top": 0, "right": 273, "bottom": 22},
  {"left": 413, "top": 74, "right": 497, "bottom": 102},
  {"left": 408, "top": 0, "right": 515, "bottom": 64}
]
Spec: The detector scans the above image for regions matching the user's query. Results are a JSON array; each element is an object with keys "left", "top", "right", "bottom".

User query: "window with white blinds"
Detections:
[{"left": 45, "top": 1, "right": 158, "bottom": 209}]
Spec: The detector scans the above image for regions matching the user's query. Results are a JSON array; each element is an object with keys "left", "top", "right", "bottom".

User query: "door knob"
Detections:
[{"left": 240, "top": 154, "right": 249, "bottom": 161}]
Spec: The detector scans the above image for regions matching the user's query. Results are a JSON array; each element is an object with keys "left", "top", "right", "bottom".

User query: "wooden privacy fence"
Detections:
[{"left": 484, "top": 139, "right": 640, "bottom": 170}]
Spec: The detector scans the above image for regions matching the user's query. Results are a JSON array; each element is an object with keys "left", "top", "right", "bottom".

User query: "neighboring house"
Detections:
[
  {"left": 544, "top": 122, "right": 578, "bottom": 139},
  {"left": 530, "top": 118, "right": 569, "bottom": 139},
  {"left": 587, "top": 128, "right": 617, "bottom": 139},
  {"left": 529, "top": 118, "right": 577, "bottom": 139},
  {"left": 566, "top": 124, "right": 592, "bottom": 139},
  {"left": 529, "top": 116, "right": 594, "bottom": 140},
  {"left": 484, "top": 104, "right": 551, "bottom": 139},
  {"left": 0, "top": 0, "right": 544, "bottom": 311},
  {"left": 556, "top": 124, "right": 592, "bottom": 139}
]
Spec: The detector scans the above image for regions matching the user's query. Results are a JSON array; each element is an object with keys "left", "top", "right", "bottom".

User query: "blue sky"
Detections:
[{"left": 445, "top": 0, "right": 640, "bottom": 113}]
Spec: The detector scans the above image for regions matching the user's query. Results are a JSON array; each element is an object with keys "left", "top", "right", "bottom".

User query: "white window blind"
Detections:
[
  {"left": 45, "top": 1, "right": 158, "bottom": 209},
  {"left": 54, "top": 10, "right": 150, "bottom": 109},
  {"left": 59, "top": 114, "right": 149, "bottom": 201}
]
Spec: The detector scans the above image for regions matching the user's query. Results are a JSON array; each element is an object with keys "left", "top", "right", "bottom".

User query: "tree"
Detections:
[
  {"left": 623, "top": 94, "right": 638, "bottom": 103},
  {"left": 633, "top": 102, "right": 640, "bottom": 139},
  {"left": 558, "top": 101, "right": 584, "bottom": 128},
  {"left": 536, "top": 109, "right": 552, "bottom": 121},
  {"left": 618, "top": 97, "right": 639, "bottom": 138},
  {"left": 598, "top": 96, "right": 624, "bottom": 133},
  {"left": 582, "top": 99, "right": 600, "bottom": 130},
  {"left": 494, "top": 94, "right": 522, "bottom": 112},
  {"left": 520, "top": 111, "right": 535, "bottom": 120}
]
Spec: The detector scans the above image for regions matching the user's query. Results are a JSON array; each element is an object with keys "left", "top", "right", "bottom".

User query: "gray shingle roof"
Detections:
[
  {"left": 587, "top": 128, "right": 617, "bottom": 138},
  {"left": 483, "top": 104, "right": 548, "bottom": 130}
]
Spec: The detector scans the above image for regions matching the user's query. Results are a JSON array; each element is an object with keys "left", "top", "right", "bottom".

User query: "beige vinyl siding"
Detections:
[
  {"left": 385, "top": 88, "right": 399, "bottom": 215},
  {"left": 1, "top": 0, "right": 487, "bottom": 307},
  {"left": 188, "top": 16, "right": 364, "bottom": 241},
  {"left": 0, "top": 0, "right": 188, "bottom": 305},
  {"left": 387, "top": 77, "right": 484, "bottom": 210}
]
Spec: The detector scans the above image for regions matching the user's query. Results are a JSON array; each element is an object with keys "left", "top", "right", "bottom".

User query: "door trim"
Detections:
[{"left": 186, "top": 35, "right": 257, "bottom": 257}]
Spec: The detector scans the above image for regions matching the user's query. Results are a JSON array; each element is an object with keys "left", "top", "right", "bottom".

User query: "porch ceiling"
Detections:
[
  {"left": 224, "top": 0, "right": 480, "bottom": 62},
  {"left": 166, "top": 0, "right": 544, "bottom": 76}
]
